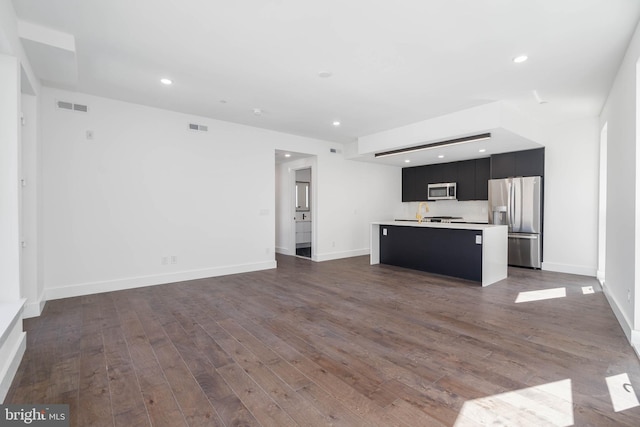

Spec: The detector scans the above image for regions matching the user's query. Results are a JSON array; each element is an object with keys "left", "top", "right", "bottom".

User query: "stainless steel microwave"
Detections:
[{"left": 427, "top": 182, "right": 457, "bottom": 200}]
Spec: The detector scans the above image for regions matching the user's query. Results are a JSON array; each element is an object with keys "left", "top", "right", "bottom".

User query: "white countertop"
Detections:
[{"left": 372, "top": 220, "right": 504, "bottom": 231}]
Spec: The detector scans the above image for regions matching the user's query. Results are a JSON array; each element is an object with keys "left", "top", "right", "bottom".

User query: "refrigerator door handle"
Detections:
[
  {"left": 509, "top": 181, "right": 514, "bottom": 229},
  {"left": 513, "top": 178, "right": 521, "bottom": 231},
  {"left": 508, "top": 233, "right": 538, "bottom": 239}
]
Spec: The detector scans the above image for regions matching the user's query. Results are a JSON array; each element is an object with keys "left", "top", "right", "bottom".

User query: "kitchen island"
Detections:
[{"left": 370, "top": 221, "right": 508, "bottom": 286}]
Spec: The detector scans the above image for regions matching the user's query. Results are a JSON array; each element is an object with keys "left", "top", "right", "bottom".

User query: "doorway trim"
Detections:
[{"left": 597, "top": 122, "right": 607, "bottom": 285}]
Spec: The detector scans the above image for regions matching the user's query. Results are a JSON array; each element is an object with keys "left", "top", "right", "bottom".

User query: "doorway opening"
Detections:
[
  {"left": 274, "top": 150, "right": 316, "bottom": 260},
  {"left": 295, "top": 168, "right": 312, "bottom": 258}
]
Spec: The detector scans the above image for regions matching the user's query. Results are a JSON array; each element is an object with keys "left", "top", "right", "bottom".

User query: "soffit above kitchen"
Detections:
[
  {"left": 11, "top": 0, "right": 640, "bottom": 148},
  {"left": 351, "top": 101, "right": 544, "bottom": 167}
]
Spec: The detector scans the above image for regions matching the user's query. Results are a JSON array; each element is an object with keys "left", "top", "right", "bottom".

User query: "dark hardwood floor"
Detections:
[{"left": 6, "top": 254, "right": 640, "bottom": 426}]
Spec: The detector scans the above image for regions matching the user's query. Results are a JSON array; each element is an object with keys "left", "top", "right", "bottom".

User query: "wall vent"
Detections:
[
  {"left": 188, "top": 123, "right": 208, "bottom": 132},
  {"left": 56, "top": 100, "right": 89, "bottom": 113}
]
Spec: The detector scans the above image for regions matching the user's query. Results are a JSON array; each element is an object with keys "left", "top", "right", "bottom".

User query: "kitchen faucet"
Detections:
[{"left": 416, "top": 202, "right": 429, "bottom": 223}]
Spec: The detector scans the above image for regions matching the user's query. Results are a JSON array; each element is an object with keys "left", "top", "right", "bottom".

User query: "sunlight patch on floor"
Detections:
[
  {"left": 515, "top": 287, "right": 566, "bottom": 303},
  {"left": 606, "top": 373, "right": 639, "bottom": 412},
  {"left": 454, "top": 379, "right": 573, "bottom": 426}
]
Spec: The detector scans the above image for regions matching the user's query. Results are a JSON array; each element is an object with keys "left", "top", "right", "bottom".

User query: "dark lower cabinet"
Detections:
[{"left": 380, "top": 225, "right": 482, "bottom": 282}]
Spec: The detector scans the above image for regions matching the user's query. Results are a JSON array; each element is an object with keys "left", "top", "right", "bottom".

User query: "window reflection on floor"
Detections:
[
  {"left": 515, "top": 287, "right": 567, "bottom": 303},
  {"left": 454, "top": 379, "right": 574, "bottom": 426},
  {"left": 606, "top": 373, "right": 640, "bottom": 412}
]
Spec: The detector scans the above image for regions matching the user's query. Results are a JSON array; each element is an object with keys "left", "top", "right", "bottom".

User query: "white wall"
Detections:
[
  {"left": 314, "top": 154, "right": 401, "bottom": 261},
  {"left": 0, "top": 0, "right": 38, "bottom": 402},
  {"left": 0, "top": 54, "right": 21, "bottom": 302},
  {"left": 41, "top": 87, "right": 402, "bottom": 298},
  {"left": 599, "top": 19, "right": 640, "bottom": 348},
  {"left": 542, "top": 117, "right": 600, "bottom": 276},
  {"left": 275, "top": 154, "right": 401, "bottom": 260},
  {"left": 20, "top": 93, "right": 44, "bottom": 317},
  {"left": 42, "top": 88, "right": 277, "bottom": 298}
]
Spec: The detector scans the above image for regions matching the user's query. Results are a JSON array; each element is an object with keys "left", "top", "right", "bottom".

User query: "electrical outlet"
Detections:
[
  {"left": 628, "top": 289, "right": 632, "bottom": 303},
  {"left": 171, "top": 255, "right": 178, "bottom": 264},
  {"left": 161, "top": 256, "right": 168, "bottom": 265}
]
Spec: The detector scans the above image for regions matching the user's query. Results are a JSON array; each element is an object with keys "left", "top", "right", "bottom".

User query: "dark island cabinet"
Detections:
[
  {"left": 401, "top": 157, "right": 490, "bottom": 202},
  {"left": 490, "top": 148, "right": 545, "bottom": 179},
  {"left": 379, "top": 225, "right": 483, "bottom": 282}
]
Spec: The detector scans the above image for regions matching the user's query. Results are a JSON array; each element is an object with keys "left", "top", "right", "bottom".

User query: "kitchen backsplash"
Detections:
[{"left": 399, "top": 200, "right": 489, "bottom": 223}]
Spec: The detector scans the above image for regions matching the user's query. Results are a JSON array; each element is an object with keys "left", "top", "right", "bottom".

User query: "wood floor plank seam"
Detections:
[{"left": 6, "top": 255, "right": 640, "bottom": 426}]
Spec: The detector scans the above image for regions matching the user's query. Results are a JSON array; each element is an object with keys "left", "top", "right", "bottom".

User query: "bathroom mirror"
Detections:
[{"left": 296, "top": 181, "right": 310, "bottom": 211}]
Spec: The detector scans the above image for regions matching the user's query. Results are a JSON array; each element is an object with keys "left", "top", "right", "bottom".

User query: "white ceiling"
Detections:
[{"left": 12, "top": 0, "right": 640, "bottom": 161}]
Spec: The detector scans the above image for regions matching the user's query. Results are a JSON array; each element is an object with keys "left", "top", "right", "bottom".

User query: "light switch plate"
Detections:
[
  {"left": 383, "top": 228, "right": 388, "bottom": 236},
  {"left": 475, "top": 235, "right": 482, "bottom": 244}
]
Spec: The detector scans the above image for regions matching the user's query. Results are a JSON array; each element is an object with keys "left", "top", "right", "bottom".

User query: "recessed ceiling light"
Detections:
[
  {"left": 219, "top": 99, "right": 227, "bottom": 104},
  {"left": 513, "top": 55, "right": 528, "bottom": 63},
  {"left": 284, "top": 153, "right": 291, "bottom": 158},
  {"left": 318, "top": 71, "right": 332, "bottom": 78},
  {"left": 479, "top": 149, "right": 486, "bottom": 153},
  {"left": 332, "top": 121, "right": 341, "bottom": 127},
  {"left": 438, "top": 155, "right": 445, "bottom": 159},
  {"left": 160, "top": 78, "right": 173, "bottom": 85},
  {"left": 253, "top": 108, "right": 262, "bottom": 115},
  {"left": 404, "top": 159, "right": 411, "bottom": 163}
]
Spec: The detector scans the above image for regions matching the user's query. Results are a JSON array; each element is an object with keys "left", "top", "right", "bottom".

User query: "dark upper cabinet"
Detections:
[
  {"left": 475, "top": 157, "right": 490, "bottom": 200},
  {"left": 490, "top": 148, "right": 545, "bottom": 179},
  {"left": 402, "top": 167, "right": 416, "bottom": 202},
  {"left": 515, "top": 148, "right": 545, "bottom": 177},
  {"left": 490, "top": 152, "right": 516, "bottom": 179},
  {"left": 456, "top": 160, "right": 476, "bottom": 201},
  {"left": 431, "top": 162, "right": 458, "bottom": 183},
  {"left": 401, "top": 157, "right": 491, "bottom": 202},
  {"left": 402, "top": 148, "right": 543, "bottom": 202}
]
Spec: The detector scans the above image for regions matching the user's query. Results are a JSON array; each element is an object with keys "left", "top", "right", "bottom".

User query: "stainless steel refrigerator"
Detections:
[{"left": 488, "top": 176, "right": 542, "bottom": 268}]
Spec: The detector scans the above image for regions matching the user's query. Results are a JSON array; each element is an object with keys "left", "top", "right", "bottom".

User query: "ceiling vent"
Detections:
[
  {"left": 56, "top": 100, "right": 88, "bottom": 113},
  {"left": 188, "top": 123, "right": 208, "bottom": 132}
]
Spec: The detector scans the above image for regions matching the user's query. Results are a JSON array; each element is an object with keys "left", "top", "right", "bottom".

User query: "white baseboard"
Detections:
[
  {"left": 45, "top": 260, "right": 277, "bottom": 301},
  {"left": 541, "top": 262, "right": 597, "bottom": 277},
  {"left": 0, "top": 300, "right": 26, "bottom": 403},
  {"left": 602, "top": 285, "right": 633, "bottom": 343},
  {"left": 22, "top": 294, "right": 46, "bottom": 319},
  {"left": 631, "top": 330, "right": 640, "bottom": 360},
  {"left": 275, "top": 246, "right": 293, "bottom": 256},
  {"left": 314, "top": 248, "right": 369, "bottom": 262}
]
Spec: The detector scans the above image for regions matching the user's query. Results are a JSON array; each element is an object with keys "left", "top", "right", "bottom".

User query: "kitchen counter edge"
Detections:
[{"left": 372, "top": 221, "right": 505, "bottom": 231}]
